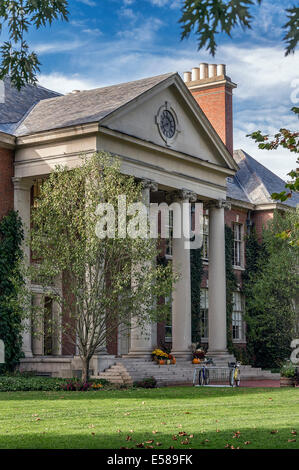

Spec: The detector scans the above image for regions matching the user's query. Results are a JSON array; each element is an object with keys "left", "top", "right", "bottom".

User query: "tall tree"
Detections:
[
  {"left": 180, "top": 1, "right": 298, "bottom": 56},
  {"left": 243, "top": 210, "right": 299, "bottom": 369},
  {"left": 0, "top": 0, "right": 68, "bottom": 89},
  {"left": 30, "top": 152, "right": 175, "bottom": 382}
]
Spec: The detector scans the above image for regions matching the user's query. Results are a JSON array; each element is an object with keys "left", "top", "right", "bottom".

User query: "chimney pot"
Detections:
[
  {"left": 183, "top": 71, "right": 192, "bottom": 83},
  {"left": 216, "top": 64, "right": 226, "bottom": 76},
  {"left": 208, "top": 64, "right": 217, "bottom": 78},
  {"left": 199, "top": 63, "right": 208, "bottom": 80},
  {"left": 191, "top": 67, "right": 200, "bottom": 81}
]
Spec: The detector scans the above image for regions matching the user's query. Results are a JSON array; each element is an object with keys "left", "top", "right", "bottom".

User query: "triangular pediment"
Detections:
[{"left": 101, "top": 74, "right": 238, "bottom": 172}]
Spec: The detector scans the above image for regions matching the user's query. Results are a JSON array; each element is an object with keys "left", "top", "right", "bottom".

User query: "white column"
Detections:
[
  {"left": 171, "top": 189, "right": 197, "bottom": 359},
  {"left": 12, "top": 177, "right": 33, "bottom": 357},
  {"left": 207, "top": 199, "right": 230, "bottom": 357},
  {"left": 128, "top": 179, "right": 158, "bottom": 357}
]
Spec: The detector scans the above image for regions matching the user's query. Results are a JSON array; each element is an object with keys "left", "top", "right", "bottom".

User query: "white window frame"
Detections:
[
  {"left": 233, "top": 223, "right": 243, "bottom": 268},
  {"left": 232, "top": 292, "right": 245, "bottom": 342}
]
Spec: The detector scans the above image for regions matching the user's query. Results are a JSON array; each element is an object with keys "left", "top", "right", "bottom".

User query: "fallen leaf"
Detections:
[
  {"left": 117, "top": 429, "right": 122, "bottom": 433},
  {"left": 145, "top": 440, "right": 154, "bottom": 444},
  {"left": 291, "top": 430, "right": 297, "bottom": 435},
  {"left": 161, "top": 422, "right": 166, "bottom": 425},
  {"left": 126, "top": 435, "right": 132, "bottom": 441},
  {"left": 156, "top": 442, "right": 162, "bottom": 446},
  {"left": 35, "top": 418, "right": 41, "bottom": 422},
  {"left": 216, "top": 429, "right": 221, "bottom": 433},
  {"left": 91, "top": 432, "right": 95, "bottom": 436},
  {"left": 184, "top": 412, "right": 191, "bottom": 415},
  {"left": 152, "top": 430, "right": 158, "bottom": 434},
  {"left": 136, "top": 443, "right": 144, "bottom": 448},
  {"left": 129, "top": 429, "right": 134, "bottom": 433},
  {"left": 288, "top": 439, "right": 296, "bottom": 443},
  {"left": 169, "top": 446, "right": 174, "bottom": 449},
  {"left": 189, "top": 434, "right": 194, "bottom": 438},
  {"left": 244, "top": 441, "right": 251, "bottom": 445},
  {"left": 146, "top": 445, "right": 154, "bottom": 449},
  {"left": 177, "top": 424, "right": 182, "bottom": 428},
  {"left": 271, "top": 430, "right": 278, "bottom": 434},
  {"left": 181, "top": 439, "right": 190, "bottom": 445},
  {"left": 178, "top": 431, "right": 187, "bottom": 436},
  {"left": 172, "top": 435, "right": 177, "bottom": 441}
]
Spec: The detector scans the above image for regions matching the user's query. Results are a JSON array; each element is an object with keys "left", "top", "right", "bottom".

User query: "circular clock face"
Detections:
[{"left": 160, "top": 109, "right": 176, "bottom": 139}]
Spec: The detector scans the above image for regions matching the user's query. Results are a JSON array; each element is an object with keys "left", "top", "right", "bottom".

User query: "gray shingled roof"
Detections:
[
  {"left": 229, "top": 149, "right": 299, "bottom": 208},
  {"left": 0, "top": 77, "right": 60, "bottom": 135},
  {"left": 15, "top": 73, "right": 175, "bottom": 137}
]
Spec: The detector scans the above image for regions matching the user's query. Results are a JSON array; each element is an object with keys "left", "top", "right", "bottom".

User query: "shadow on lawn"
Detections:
[
  {"left": 0, "top": 386, "right": 291, "bottom": 402},
  {"left": 0, "top": 425, "right": 298, "bottom": 450}
]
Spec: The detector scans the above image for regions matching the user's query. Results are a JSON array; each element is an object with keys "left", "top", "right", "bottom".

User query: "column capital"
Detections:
[
  {"left": 141, "top": 179, "right": 158, "bottom": 192},
  {"left": 12, "top": 177, "right": 32, "bottom": 191},
  {"left": 208, "top": 198, "right": 231, "bottom": 210},
  {"left": 169, "top": 188, "right": 197, "bottom": 203}
]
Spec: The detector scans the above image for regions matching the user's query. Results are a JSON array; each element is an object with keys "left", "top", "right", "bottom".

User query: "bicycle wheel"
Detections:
[
  {"left": 204, "top": 369, "right": 210, "bottom": 385},
  {"left": 199, "top": 369, "right": 205, "bottom": 386},
  {"left": 229, "top": 369, "right": 234, "bottom": 387}
]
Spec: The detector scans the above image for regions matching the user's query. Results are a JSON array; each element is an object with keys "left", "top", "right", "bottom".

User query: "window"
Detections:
[
  {"left": 164, "top": 296, "right": 172, "bottom": 342},
  {"left": 232, "top": 292, "right": 245, "bottom": 341},
  {"left": 233, "top": 223, "right": 243, "bottom": 267},
  {"left": 165, "top": 211, "right": 173, "bottom": 257},
  {"left": 202, "top": 214, "right": 209, "bottom": 259}
]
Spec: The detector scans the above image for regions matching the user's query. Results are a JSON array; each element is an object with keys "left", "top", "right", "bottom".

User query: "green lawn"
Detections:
[{"left": 0, "top": 386, "right": 298, "bottom": 449}]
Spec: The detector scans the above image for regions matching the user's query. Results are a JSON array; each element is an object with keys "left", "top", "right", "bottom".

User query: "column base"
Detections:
[
  {"left": 126, "top": 350, "right": 153, "bottom": 358},
  {"left": 171, "top": 350, "right": 192, "bottom": 361},
  {"left": 23, "top": 351, "right": 33, "bottom": 358}
]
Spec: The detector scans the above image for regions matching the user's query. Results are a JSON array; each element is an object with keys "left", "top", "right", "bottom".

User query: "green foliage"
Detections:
[
  {"left": 190, "top": 246, "right": 203, "bottom": 344},
  {"left": 0, "top": 0, "right": 69, "bottom": 89},
  {"left": 133, "top": 376, "right": 157, "bottom": 388},
  {"left": 243, "top": 211, "right": 299, "bottom": 369},
  {"left": 0, "top": 211, "right": 24, "bottom": 373},
  {"left": 224, "top": 225, "right": 237, "bottom": 353},
  {"left": 0, "top": 375, "right": 66, "bottom": 391},
  {"left": 280, "top": 360, "right": 296, "bottom": 378},
  {"left": 180, "top": 1, "right": 298, "bottom": 56}
]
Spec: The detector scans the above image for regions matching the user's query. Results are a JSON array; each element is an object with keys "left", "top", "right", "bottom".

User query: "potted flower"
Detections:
[
  {"left": 280, "top": 361, "right": 296, "bottom": 387},
  {"left": 192, "top": 348, "right": 205, "bottom": 364},
  {"left": 168, "top": 354, "right": 176, "bottom": 365}
]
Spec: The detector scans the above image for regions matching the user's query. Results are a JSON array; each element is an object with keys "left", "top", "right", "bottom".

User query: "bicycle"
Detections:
[
  {"left": 228, "top": 361, "right": 241, "bottom": 387},
  {"left": 198, "top": 358, "right": 214, "bottom": 386}
]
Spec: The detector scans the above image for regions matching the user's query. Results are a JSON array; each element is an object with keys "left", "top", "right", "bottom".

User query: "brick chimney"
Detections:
[{"left": 183, "top": 63, "right": 237, "bottom": 155}]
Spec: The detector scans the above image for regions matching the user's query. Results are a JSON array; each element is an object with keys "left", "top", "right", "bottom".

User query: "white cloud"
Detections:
[
  {"left": 35, "top": 40, "right": 85, "bottom": 54},
  {"left": 37, "top": 73, "right": 100, "bottom": 95},
  {"left": 76, "top": 0, "right": 96, "bottom": 6}
]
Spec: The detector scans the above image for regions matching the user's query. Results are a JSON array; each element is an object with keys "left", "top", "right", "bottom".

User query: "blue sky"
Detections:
[{"left": 9, "top": 0, "right": 299, "bottom": 178}]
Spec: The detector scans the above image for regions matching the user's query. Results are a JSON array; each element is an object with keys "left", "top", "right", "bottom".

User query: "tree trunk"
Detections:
[{"left": 81, "top": 356, "right": 90, "bottom": 383}]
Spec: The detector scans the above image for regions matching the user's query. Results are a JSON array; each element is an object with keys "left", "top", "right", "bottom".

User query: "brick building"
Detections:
[{"left": 0, "top": 65, "right": 298, "bottom": 379}]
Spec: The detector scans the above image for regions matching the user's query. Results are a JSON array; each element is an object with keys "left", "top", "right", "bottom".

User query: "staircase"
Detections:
[{"left": 95, "top": 358, "right": 280, "bottom": 386}]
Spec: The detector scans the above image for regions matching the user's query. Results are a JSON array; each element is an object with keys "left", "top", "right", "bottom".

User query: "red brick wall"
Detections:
[
  {"left": 0, "top": 147, "right": 14, "bottom": 220},
  {"left": 252, "top": 210, "right": 274, "bottom": 242},
  {"left": 191, "top": 83, "right": 234, "bottom": 155}
]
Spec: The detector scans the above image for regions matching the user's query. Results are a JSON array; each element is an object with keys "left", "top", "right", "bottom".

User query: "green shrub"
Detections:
[
  {"left": 280, "top": 361, "right": 296, "bottom": 378},
  {"left": 0, "top": 376, "right": 66, "bottom": 391},
  {"left": 133, "top": 376, "right": 157, "bottom": 388}
]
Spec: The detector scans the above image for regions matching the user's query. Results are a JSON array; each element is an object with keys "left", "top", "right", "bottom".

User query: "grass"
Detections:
[{"left": 0, "top": 386, "right": 298, "bottom": 449}]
